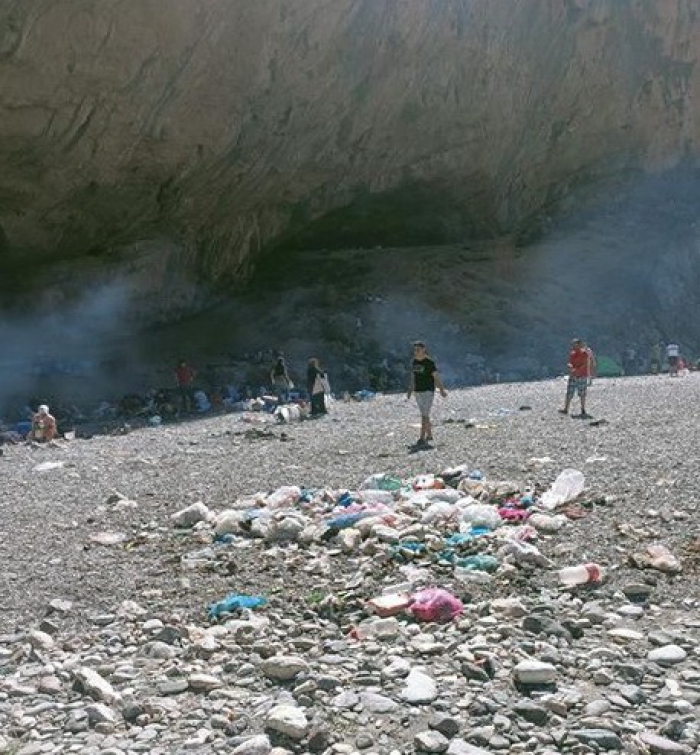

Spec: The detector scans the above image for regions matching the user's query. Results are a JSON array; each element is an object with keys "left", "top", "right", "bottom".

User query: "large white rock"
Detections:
[
  {"left": 260, "top": 655, "right": 310, "bottom": 681},
  {"left": 415, "top": 730, "right": 449, "bottom": 753},
  {"left": 74, "top": 667, "right": 121, "bottom": 705},
  {"left": 513, "top": 660, "right": 557, "bottom": 685},
  {"left": 266, "top": 704, "right": 309, "bottom": 740},
  {"left": 648, "top": 645, "right": 687, "bottom": 665},
  {"left": 400, "top": 669, "right": 438, "bottom": 704}
]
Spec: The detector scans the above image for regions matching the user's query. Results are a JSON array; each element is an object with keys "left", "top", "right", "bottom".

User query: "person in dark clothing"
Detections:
[
  {"left": 407, "top": 341, "right": 447, "bottom": 448},
  {"left": 307, "top": 358, "right": 328, "bottom": 416},
  {"left": 270, "top": 354, "right": 292, "bottom": 404}
]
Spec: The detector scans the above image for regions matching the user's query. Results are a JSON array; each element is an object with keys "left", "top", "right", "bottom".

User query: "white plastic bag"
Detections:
[
  {"left": 461, "top": 503, "right": 501, "bottom": 530},
  {"left": 541, "top": 469, "right": 585, "bottom": 510}
]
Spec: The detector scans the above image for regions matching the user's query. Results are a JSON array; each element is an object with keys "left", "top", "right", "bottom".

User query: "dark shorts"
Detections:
[
  {"left": 668, "top": 356, "right": 679, "bottom": 367},
  {"left": 566, "top": 376, "right": 588, "bottom": 399}
]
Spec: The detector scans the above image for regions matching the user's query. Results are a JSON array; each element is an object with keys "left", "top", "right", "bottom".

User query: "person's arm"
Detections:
[
  {"left": 407, "top": 370, "right": 415, "bottom": 399},
  {"left": 433, "top": 370, "right": 448, "bottom": 397}
]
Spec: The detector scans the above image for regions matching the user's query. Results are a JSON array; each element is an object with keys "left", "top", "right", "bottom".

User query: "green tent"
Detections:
[{"left": 596, "top": 355, "right": 623, "bottom": 377}]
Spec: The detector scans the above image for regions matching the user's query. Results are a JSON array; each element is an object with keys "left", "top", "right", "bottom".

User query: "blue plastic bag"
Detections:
[{"left": 208, "top": 594, "right": 267, "bottom": 620}]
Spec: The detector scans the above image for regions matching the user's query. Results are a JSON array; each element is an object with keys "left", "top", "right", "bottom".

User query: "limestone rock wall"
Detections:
[{"left": 0, "top": 0, "right": 699, "bottom": 305}]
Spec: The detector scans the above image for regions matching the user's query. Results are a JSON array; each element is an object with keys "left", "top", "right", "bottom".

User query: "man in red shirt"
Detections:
[
  {"left": 559, "top": 339, "right": 593, "bottom": 418},
  {"left": 174, "top": 359, "right": 196, "bottom": 414}
]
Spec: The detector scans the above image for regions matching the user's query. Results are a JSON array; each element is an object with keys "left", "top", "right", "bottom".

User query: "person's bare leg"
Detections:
[
  {"left": 420, "top": 416, "right": 429, "bottom": 441},
  {"left": 425, "top": 417, "right": 433, "bottom": 441}
]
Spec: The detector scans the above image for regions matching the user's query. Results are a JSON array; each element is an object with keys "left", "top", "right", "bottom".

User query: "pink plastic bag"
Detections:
[{"left": 409, "top": 588, "right": 464, "bottom": 623}]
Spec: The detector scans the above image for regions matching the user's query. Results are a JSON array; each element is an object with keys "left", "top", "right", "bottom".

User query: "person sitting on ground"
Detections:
[
  {"left": 559, "top": 338, "right": 593, "bottom": 419},
  {"left": 270, "top": 354, "right": 292, "bottom": 405},
  {"left": 407, "top": 341, "right": 448, "bottom": 448},
  {"left": 307, "top": 358, "right": 328, "bottom": 416},
  {"left": 28, "top": 404, "right": 57, "bottom": 442}
]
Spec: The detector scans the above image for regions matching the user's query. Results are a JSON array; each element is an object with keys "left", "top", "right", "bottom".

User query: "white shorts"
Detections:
[{"left": 415, "top": 391, "right": 435, "bottom": 418}]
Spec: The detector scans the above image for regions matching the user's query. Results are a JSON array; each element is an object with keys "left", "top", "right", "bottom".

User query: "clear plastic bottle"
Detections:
[{"left": 558, "top": 562, "right": 602, "bottom": 586}]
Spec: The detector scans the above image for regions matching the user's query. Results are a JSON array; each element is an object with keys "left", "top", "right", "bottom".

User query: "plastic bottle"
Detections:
[{"left": 558, "top": 562, "right": 603, "bottom": 587}]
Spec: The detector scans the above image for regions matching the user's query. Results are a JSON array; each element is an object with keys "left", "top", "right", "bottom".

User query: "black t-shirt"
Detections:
[
  {"left": 273, "top": 361, "right": 286, "bottom": 378},
  {"left": 412, "top": 358, "right": 437, "bottom": 392}
]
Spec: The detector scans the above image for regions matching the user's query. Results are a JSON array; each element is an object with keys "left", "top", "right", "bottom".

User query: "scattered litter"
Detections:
[
  {"left": 409, "top": 588, "right": 463, "bottom": 623},
  {"left": 541, "top": 469, "right": 585, "bottom": 509},
  {"left": 33, "top": 461, "right": 65, "bottom": 473},
  {"left": 558, "top": 562, "right": 603, "bottom": 587},
  {"left": 629, "top": 544, "right": 682, "bottom": 574},
  {"left": 208, "top": 594, "right": 267, "bottom": 621}
]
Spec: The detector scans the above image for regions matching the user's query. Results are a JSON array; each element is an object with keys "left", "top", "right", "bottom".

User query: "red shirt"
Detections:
[
  {"left": 569, "top": 348, "right": 590, "bottom": 378},
  {"left": 175, "top": 365, "right": 195, "bottom": 386}
]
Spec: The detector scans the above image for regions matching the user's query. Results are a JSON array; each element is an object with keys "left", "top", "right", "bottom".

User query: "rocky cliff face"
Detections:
[{"left": 1, "top": 0, "right": 699, "bottom": 315}]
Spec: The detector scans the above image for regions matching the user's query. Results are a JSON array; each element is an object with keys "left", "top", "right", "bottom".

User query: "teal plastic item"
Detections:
[
  {"left": 373, "top": 475, "right": 402, "bottom": 491},
  {"left": 208, "top": 594, "right": 267, "bottom": 620},
  {"left": 454, "top": 554, "right": 499, "bottom": 573}
]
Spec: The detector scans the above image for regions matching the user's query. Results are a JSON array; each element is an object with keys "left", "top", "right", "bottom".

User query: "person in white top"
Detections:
[{"left": 666, "top": 343, "right": 680, "bottom": 376}]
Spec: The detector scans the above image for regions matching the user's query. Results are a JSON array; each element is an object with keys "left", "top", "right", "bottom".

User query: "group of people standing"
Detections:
[{"left": 270, "top": 354, "right": 330, "bottom": 416}]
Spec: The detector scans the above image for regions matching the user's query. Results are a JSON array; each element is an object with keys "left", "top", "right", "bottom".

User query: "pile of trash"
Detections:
[{"left": 170, "top": 466, "right": 664, "bottom": 628}]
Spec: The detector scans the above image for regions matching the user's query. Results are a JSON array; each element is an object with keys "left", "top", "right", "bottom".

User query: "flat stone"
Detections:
[
  {"left": 522, "top": 615, "right": 571, "bottom": 639},
  {"left": 513, "top": 700, "right": 550, "bottom": 725},
  {"left": 74, "top": 667, "right": 121, "bottom": 704},
  {"left": 513, "top": 660, "right": 557, "bottom": 685},
  {"left": 188, "top": 673, "right": 223, "bottom": 692},
  {"left": 584, "top": 699, "right": 612, "bottom": 716},
  {"left": 47, "top": 598, "right": 73, "bottom": 614},
  {"left": 622, "top": 583, "right": 653, "bottom": 601},
  {"left": 400, "top": 668, "right": 438, "bottom": 704},
  {"left": 382, "top": 657, "right": 411, "bottom": 679},
  {"left": 648, "top": 645, "right": 687, "bottom": 665},
  {"left": 332, "top": 690, "right": 359, "bottom": 709},
  {"left": 415, "top": 730, "right": 449, "bottom": 753},
  {"left": 430, "top": 715, "right": 461, "bottom": 738},
  {"left": 231, "top": 735, "right": 273, "bottom": 755},
  {"left": 607, "top": 627, "right": 644, "bottom": 642},
  {"left": 260, "top": 655, "right": 310, "bottom": 681},
  {"left": 637, "top": 731, "right": 692, "bottom": 755},
  {"left": 38, "top": 675, "right": 63, "bottom": 695},
  {"left": 618, "top": 684, "right": 646, "bottom": 705},
  {"left": 159, "top": 678, "right": 189, "bottom": 695},
  {"left": 360, "top": 691, "right": 398, "bottom": 713},
  {"left": 447, "top": 741, "right": 493, "bottom": 755},
  {"left": 572, "top": 729, "right": 623, "bottom": 750},
  {"left": 86, "top": 703, "right": 117, "bottom": 725},
  {"left": 266, "top": 704, "right": 309, "bottom": 740}
]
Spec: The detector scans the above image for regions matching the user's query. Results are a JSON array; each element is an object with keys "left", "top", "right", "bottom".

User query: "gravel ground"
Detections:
[{"left": 0, "top": 374, "right": 698, "bottom": 754}]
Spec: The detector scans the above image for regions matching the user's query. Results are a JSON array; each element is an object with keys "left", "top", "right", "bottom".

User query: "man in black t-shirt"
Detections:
[{"left": 407, "top": 341, "right": 447, "bottom": 448}]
